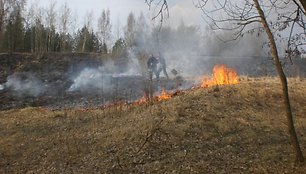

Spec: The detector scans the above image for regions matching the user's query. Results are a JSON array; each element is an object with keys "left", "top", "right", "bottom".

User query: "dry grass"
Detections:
[{"left": 1, "top": 77, "right": 306, "bottom": 173}]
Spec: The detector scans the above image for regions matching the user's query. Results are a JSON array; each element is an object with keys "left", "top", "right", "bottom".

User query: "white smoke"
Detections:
[
  {"left": 5, "top": 74, "right": 46, "bottom": 97},
  {"left": 68, "top": 67, "right": 113, "bottom": 92},
  {"left": 68, "top": 49, "right": 146, "bottom": 93},
  {"left": 0, "top": 84, "right": 4, "bottom": 90},
  {"left": 124, "top": 49, "right": 143, "bottom": 76}
]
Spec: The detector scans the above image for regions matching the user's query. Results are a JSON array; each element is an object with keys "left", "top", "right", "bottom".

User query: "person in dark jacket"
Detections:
[
  {"left": 147, "top": 54, "right": 159, "bottom": 81},
  {"left": 157, "top": 52, "right": 169, "bottom": 79}
]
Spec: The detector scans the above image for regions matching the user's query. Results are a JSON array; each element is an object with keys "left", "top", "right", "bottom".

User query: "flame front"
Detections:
[
  {"left": 133, "top": 90, "right": 172, "bottom": 105},
  {"left": 157, "top": 90, "right": 172, "bottom": 101},
  {"left": 134, "top": 96, "right": 149, "bottom": 105},
  {"left": 201, "top": 64, "right": 238, "bottom": 88}
]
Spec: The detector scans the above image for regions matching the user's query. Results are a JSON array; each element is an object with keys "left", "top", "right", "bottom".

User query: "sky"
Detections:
[{"left": 27, "top": 0, "right": 204, "bottom": 29}]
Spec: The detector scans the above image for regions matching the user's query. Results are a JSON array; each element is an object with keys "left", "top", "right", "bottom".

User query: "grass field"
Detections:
[{"left": 1, "top": 77, "right": 306, "bottom": 173}]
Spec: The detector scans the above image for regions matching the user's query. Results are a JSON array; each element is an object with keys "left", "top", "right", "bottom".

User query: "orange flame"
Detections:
[
  {"left": 201, "top": 64, "right": 238, "bottom": 88},
  {"left": 134, "top": 96, "right": 148, "bottom": 105},
  {"left": 157, "top": 90, "right": 172, "bottom": 101}
]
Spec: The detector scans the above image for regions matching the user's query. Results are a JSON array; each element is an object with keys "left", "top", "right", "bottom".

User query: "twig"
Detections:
[{"left": 136, "top": 115, "right": 166, "bottom": 154}]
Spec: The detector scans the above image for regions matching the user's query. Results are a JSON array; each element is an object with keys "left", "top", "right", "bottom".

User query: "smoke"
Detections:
[
  {"left": 124, "top": 49, "right": 143, "bottom": 76},
  {"left": 5, "top": 74, "right": 46, "bottom": 97},
  {"left": 203, "top": 27, "right": 269, "bottom": 58},
  {"left": 130, "top": 22, "right": 271, "bottom": 78},
  {"left": 5, "top": 22, "right": 271, "bottom": 98},
  {"left": 68, "top": 67, "right": 113, "bottom": 92},
  {"left": 68, "top": 49, "right": 146, "bottom": 92}
]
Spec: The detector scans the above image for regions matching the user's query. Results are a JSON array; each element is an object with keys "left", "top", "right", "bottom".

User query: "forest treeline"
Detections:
[{"left": 0, "top": 0, "right": 203, "bottom": 59}]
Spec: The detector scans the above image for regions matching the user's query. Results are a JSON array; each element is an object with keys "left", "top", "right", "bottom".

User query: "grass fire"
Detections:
[
  {"left": 1, "top": 73, "right": 306, "bottom": 173},
  {"left": 201, "top": 64, "right": 239, "bottom": 88},
  {"left": 1, "top": 0, "right": 306, "bottom": 173},
  {"left": 0, "top": 51, "right": 306, "bottom": 174}
]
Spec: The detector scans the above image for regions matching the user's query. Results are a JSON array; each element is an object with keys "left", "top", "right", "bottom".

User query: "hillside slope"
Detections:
[{"left": 0, "top": 78, "right": 306, "bottom": 173}]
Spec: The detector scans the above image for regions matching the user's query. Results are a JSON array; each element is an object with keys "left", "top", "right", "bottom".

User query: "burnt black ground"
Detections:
[{"left": 1, "top": 53, "right": 306, "bottom": 110}]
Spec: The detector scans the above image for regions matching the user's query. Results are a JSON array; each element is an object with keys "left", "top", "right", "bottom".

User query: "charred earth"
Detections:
[{"left": 1, "top": 53, "right": 306, "bottom": 110}]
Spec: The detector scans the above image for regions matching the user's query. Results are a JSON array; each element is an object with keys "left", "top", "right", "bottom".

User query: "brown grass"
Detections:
[{"left": 1, "top": 77, "right": 306, "bottom": 173}]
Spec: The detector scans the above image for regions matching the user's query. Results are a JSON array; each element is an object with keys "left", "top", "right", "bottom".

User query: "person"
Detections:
[
  {"left": 157, "top": 52, "right": 169, "bottom": 79},
  {"left": 147, "top": 54, "right": 159, "bottom": 81}
]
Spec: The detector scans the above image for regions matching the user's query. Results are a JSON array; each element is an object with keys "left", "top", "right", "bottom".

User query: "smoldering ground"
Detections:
[
  {"left": 67, "top": 50, "right": 144, "bottom": 94},
  {"left": 4, "top": 73, "right": 46, "bottom": 97},
  {"left": 0, "top": 54, "right": 167, "bottom": 110},
  {"left": 0, "top": 21, "right": 301, "bottom": 110},
  {"left": 68, "top": 67, "right": 113, "bottom": 92}
]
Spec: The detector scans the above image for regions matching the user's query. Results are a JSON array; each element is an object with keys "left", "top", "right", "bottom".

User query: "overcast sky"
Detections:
[{"left": 27, "top": 0, "right": 204, "bottom": 29}]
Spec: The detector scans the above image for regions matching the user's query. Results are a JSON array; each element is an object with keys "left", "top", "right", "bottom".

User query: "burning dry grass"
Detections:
[
  {"left": 201, "top": 64, "right": 239, "bottom": 88},
  {"left": 1, "top": 77, "right": 306, "bottom": 173}
]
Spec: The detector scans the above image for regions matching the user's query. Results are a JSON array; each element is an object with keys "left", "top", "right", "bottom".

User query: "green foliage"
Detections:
[
  {"left": 112, "top": 38, "right": 127, "bottom": 58},
  {"left": 75, "top": 26, "right": 100, "bottom": 53},
  {"left": 59, "top": 33, "right": 74, "bottom": 52},
  {"left": 0, "top": 1, "right": 200, "bottom": 58},
  {"left": 32, "top": 19, "right": 48, "bottom": 53},
  {"left": 100, "top": 42, "right": 108, "bottom": 54}
]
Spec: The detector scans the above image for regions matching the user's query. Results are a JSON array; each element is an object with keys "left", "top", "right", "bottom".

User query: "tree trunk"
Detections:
[
  {"left": 0, "top": 0, "right": 4, "bottom": 48},
  {"left": 299, "top": 0, "right": 306, "bottom": 11},
  {"left": 253, "top": 0, "right": 304, "bottom": 163},
  {"left": 82, "top": 33, "right": 87, "bottom": 52}
]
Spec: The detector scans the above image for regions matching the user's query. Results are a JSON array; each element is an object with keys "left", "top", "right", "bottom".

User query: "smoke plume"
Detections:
[
  {"left": 68, "top": 67, "right": 113, "bottom": 92},
  {"left": 5, "top": 74, "right": 46, "bottom": 97}
]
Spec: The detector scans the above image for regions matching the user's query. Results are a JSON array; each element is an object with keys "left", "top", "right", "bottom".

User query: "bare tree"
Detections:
[
  {"left": 147, "top": 0, "right": 305, "bottom": 163},
  {"left": 135, "top": 12, "right": 150, "bottom": 48},
  {"left": 97, "top": 9, "right": 112, "bottom": 53},
  {"left": 34, "top": 7, "right": 47, "bottom": 54},
  {"left": 2, "top": 0, "right": 26, "bottom": 52},
  {"left": 0, "top": 0, "right": 6, "bottom": 37},
  {"left": 59, "top": 2, "right": 71, "bottom": 52},
  {"left": 81, "top": 11, "right": 93, "bottom": 52},
  {"left": 114, "top": 18, "right": 122, "bottom": 41},
  {"left": 253, "top": 0, "right": 304, "bottom": 163},
  {"left": 0, "top": 0, "right": 13, "bottom": 36},
  {"left": 0, "top": 0, "right": 25, "bottom": 51},
  {"left": 297, "top": 0, "right": 306, "bottom": 11},
  {"left": 45, "top": 0, "right": 56, "bottom": 52},
  {"left": 145, "top": 0, "right": 169, "bottom": 26},
  {"left": 124, "top": 12, "right": 136, "bottom": 48}
]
